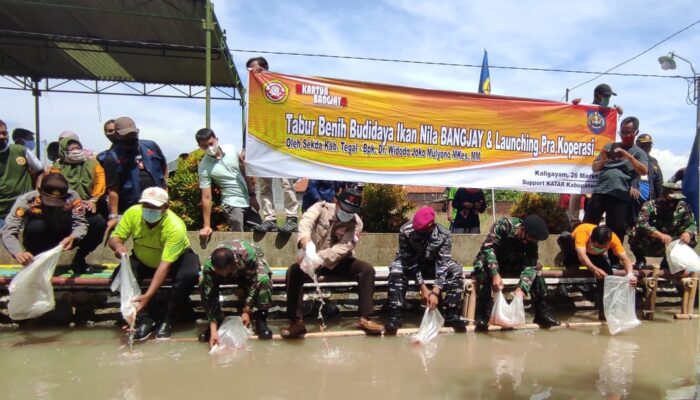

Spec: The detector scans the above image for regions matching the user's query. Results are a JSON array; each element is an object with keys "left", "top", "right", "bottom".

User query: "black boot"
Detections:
[
  {"left": 384, "top": 309, "right": 401, "bottom": 335},
  {"left": 475, "top": 295, "right": 493, "bottom": 332},
  {"left": 198, "top": 326, "right": 211, "bottom": 342},
  {"left": 533, "top": 300, "right": 561, "bottom": 328},
  {"left": 444, "top": 309, "right": 467, "bottom": 333},
  {"left": 254, "top": 310, "right": 273, "bottom": 340}
]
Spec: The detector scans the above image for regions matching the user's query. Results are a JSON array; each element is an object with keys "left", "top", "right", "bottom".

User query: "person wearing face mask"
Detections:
[
  {"left": 195, "top": 128, "right": 257, "bottom": 238},
  {"left": 49, "top": 136, "right": 107, "bottom": 274},
  {"left": 281, "top": 188, "right": 384, "bottom": 338},
  {"left": 385, "top": 206, "right": 467, "bottom": 334},
  {"left": 0, "top": 122, "right": 43, "bottom": 229},
  {"left": 472, "top": 214, "right": 561, "bottom": 330},
  {"left": 628, "top": 182, "right": 697, "bottom": 270},
  {"left": 1, "top": 173, "right": 87, "bottom": 267},
  {"left": 96, "top": 120, "right": 121, "bottom": 223},
  {"left": 108, "top": 187, "right": 199, "bottom": 341},
  {"left": 630, "top": 133, "right": 663, "bottom": 222},
  {"left": 12, "top": 128, "right": 43, "bottom": 171},
  {"left": 198, "top": 239, "right": 274, "bottom": 347},
  {"left": 586, "top": 116, "right": 648, "bottom": 266},
  {"left": 557, "top": 225, "right": 637, "bottom": 320},
  {"left": 105, "top": 116, "right": 167, "bottom": 237}
]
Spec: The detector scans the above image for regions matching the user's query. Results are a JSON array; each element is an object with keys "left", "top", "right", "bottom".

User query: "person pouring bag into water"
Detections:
[
  {"left": 108, "top": 187, "right": 199, "bottom": 341},
  {"left": 1, "top": 173, "right": 87, "bottom": 266},
  {"left": 628, "top": 181, "right": 697, "bottom": 270},
  {"left": 385, "top": 207, "right": 467, "bottom": 334},
  {"left": 472, "top": 214, "right": 560, "bottom": 330},
  {"left": 48, "top": 134, "right": 107, "bottom": 274},
  {"left": 198, "top": 239, "right": 274, "bottom": 346},
  {"left": 281, "top": 188, "right": 384, "bottom": 338},
  {"left": 557, "top": 225, "right": 638, "bottom": 320}
]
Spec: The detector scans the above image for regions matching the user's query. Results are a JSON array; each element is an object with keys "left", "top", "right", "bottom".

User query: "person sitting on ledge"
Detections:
[
  {"left": 199, "top": 239, "right": 274, "bottom": 346},
  {"left": 385, "top": 206, "right": 467, "bottom": 334},
  {"left": 281, "top": 187, "right": 384, "bottom": 338},
  {"left": 473, "top": 214, "right": 561, "bottom": 330},
  {"left": 108, "top": 187, "right": 199, "bottom": 341},
  {"left": 557, "top": 224, "right": 637, "bottom": 320},
  {"left": 628, "top": 181, "right": 697, "bottom": 270}
]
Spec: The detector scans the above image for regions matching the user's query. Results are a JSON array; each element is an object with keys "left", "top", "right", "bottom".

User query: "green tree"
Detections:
[
  {"left": 509, "top": 192, "right": 568, "bottom": 234},
  {"left": 360, "top": 184, "right": 413, "bottom": 232}
]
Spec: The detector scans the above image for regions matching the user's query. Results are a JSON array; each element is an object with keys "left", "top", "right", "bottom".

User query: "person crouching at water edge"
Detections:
[
  {"left": 281, "top": 188, "right": 384, "bottom": 338},
  {"left": 199, "top": 239, "right": 274, "bottom": 346},
  {"left": 557, "top": 224, "right": 637, "bottom": 320},
  {"left": 108, "top": 187, "right": 199, "bottom": 341},
  {"left": 473, "top": 214, "right": 561, "bottom": 330},
  {"left": 385, "top": 207, "right": 467, "bottom": 334}
]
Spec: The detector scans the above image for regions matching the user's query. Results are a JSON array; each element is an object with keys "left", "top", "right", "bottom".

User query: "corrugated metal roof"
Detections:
[{"left": 0, "top": 0, "right": 243, "bottom": 91}]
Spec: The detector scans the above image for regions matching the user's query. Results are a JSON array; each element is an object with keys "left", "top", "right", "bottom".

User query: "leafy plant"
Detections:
[
  {"left": 509, "top": 192, "right": 568, "bottom": 234},
  {"left": 484, "top": 189, "right": 524, "bottom": 204},
  {"left": 360, "top": 184, "right": 413, "bottom": 232}
]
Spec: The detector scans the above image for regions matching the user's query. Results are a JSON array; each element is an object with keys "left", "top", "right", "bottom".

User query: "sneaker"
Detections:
[
  {"left": 357, "top": 319, "right": 384, "bottom": 335},
  {"left": 155, "top": 322, "right": 172, "bottom": 340},
  {"left": 133, "top": 318, "right": 156, "bottom": 341},
  {"left": 279, "top": 217, "right": 298, "bottom": 233},
  {"left": 254, "top": 219, "right": 278, "bottom": 233},
  {"left": 280, "top": 320, "right": 307, "bottom": 339}
]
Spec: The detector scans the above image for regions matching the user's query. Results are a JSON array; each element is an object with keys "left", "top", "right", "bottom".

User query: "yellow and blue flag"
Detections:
[{"left": 478, "top": 49, "right": 491, "bottom": 94}]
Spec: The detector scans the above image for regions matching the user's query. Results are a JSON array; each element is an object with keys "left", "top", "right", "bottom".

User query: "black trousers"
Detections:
[
  {"left": 23, "top": 219, "right": 70, "bottom": 254},
  {"left": 120, "top": 249, "right": 200, "bottom": 323},
  {"left": 558, "top": 233, "right": 612, "bottom": 314},
  {"left": 286, "top": 257, "right": 375, "bottom": 321},
  {"left": 584, "top": 193, "right": 631, "bottom": 265},
  {"left": 74, "top": 213, "right": 107, "bottom": 261}
]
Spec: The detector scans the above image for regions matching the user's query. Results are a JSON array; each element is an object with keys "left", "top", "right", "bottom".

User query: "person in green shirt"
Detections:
[{"left": 109, "top": 187, "right": 200, "bottom": 341}]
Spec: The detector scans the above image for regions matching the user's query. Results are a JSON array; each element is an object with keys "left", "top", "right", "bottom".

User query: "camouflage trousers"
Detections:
[
  {"left": 629, "top": 232, "right": 698, "bottom": 259},
  {"left": 387, "top": 260, "right": 464, "bottom": 316},
  {"left": 472, "top": 261, "right": 547, "bottom": 302},
  {"left": 246, "top": 273, "right": 274, "bottom": 311}
]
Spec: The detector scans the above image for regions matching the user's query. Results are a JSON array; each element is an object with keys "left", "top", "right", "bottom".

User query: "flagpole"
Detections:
[{"left": 491, "top": 188, "right": 496, "bottom": 224}]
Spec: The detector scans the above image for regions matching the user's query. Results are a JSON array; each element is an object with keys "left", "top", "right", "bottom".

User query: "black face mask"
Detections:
[
  {"left": 121, "top": 137, "right": 139, "bottom": 148},
  {"left": 0, "top": 137, "right": 8, "bottom": 150}
]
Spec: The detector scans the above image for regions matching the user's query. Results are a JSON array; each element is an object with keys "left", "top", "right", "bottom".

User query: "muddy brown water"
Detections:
[{"left": 0, "top": 311, "right": 699, "bottom": 399}]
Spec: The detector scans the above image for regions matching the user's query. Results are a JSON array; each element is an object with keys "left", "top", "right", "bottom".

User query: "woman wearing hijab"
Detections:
[{"left": 50, "top": 135, "right": 107, "bottom": 274}]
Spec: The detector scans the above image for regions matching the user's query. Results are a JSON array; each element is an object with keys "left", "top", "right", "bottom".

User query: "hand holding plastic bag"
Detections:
[
  {"left": 603, "top": 276, "right": 641, "bottom": 335},
  {"left": 210, "top": 316, "right": 252, "bottom": 354},
  {"left": 299, "top": 241, "right": 323, "bottom": 279},
  {"left": 411, "top": 307, "right": 445, "bottom": 344},
  {"left": 489, "top": 291, "right": 526, "bottom": 328},
  {"left": 666, "top": 239, "right": 700, "bottom": 274},
  {"left": 110, "top": 254, "right": 141, "bottom": 328},
  {"left": 8, "top": 245, "right": 63, "bottom": 320}
]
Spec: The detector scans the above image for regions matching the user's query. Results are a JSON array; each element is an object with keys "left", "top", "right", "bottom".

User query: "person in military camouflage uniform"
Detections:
[
  {"left": 629, "top": 181, "right": 697, "bottom": 269},
  {"left": 473, "top": 214, "right": 560, "bottom": 330},
  {"left": 385, "top": 207, "right": 466, "bottom": 334},
  {"left": 199, "top": 239, "right": 274, "bottom": 346},
  {"left": 1, "top": 173, "right": 87, "bottom": 266}
]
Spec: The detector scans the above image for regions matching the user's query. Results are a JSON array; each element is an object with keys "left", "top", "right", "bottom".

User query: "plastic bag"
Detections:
[
  {"left": 489, "top": 291, "right": 526, "bottom": 328},
  {"left": 666, "top": 239, "right": 700, "bottom": 274},
  {"left": 110, "top": 254, "right": 141, "bottom": 328},
  {"left": 299, "top": 241, "right": 323, "bottom": 279},
  {"left": 603, "top": 276, "right": 641, "bottom": 335},
  {"left": 209, "top": 316, "right": 252, "bottom": 354},
  {"left": 411, "top": 308, "right": 445, "bottom": 343},
  {"left": 8, "top": 245, "right": 63, "bottom": 320}
]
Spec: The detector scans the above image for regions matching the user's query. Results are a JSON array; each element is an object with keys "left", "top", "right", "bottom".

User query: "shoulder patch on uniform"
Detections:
[
  {"left": 14, "top": 208, "right": 25, "bottom": 218},
  {"left": 15, "top": 156, "right": 26, "bottom": 166}
]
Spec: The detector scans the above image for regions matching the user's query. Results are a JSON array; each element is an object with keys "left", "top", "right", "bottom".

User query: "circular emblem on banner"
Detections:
[
  {"left": 15, "top": 156, "right": 26, "bottom": 166},
  {"left": 263, "top": 80, "right": 289, "bottom": 103},
  {"left": 587, "top": 110, "right": 605, "bottom": 134}
]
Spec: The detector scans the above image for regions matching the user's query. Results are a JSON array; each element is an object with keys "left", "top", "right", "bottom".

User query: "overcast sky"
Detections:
[{"left": 3, "top": 0, "right": 699, "bottom": 180}]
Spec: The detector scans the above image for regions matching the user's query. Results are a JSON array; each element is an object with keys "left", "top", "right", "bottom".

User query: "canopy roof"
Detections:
[{"left": 0, "top": 0, "right": 244, "bottom": 96}]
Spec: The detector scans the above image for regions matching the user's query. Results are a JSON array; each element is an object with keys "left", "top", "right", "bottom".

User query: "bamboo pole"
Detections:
[{"left": 643, "top": 264, "right": 661, "bottom": 320}]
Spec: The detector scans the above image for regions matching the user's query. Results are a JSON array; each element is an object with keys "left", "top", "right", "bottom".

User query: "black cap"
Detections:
[
  {"left": 12, "top": 128, "right": 34, "bottom": 141},
  {"left": 337, "top": 188, "right": 362, "bottom": 214},
  {"left": 522, "top": 214, "right": 549, "bottom": 241},
  {"left": 594, "top": 83, "right": 617, "bottom": 97},
  {"left": 40, "top": 173, "right": 69, "bottom": 207}
]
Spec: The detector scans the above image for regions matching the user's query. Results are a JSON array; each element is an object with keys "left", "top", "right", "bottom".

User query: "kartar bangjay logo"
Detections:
[
  {"left": 587, "top": 110, "right": 605, "bottom": 134},
  {"left": 263, "top": 80, "right": 289, "bottom": 104}
]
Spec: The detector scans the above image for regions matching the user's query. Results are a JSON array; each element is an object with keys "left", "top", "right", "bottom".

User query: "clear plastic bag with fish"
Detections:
[
  {"left": 666, "top": 239, "right": 700, "bottom": 274},
  {"left": 298, "top": 241, "right": 323, "bottom": 279},
  {"left": 8, "top": 245, "right": 63, "bottom": 320},
  {"left": 411, "top": 307, "right": 445, "bottom": 344},
  {"left": 110, "top": 253, "right": 141, "bottom": 328},
  {"left": 603, "top": 276, "right": 640, "bottom": 335},
  {"left": 489, "top": 290, "right": 526, "bottom": 328},
  {"left": 210, "top": 316, "right": 252, "bottom": 354}
]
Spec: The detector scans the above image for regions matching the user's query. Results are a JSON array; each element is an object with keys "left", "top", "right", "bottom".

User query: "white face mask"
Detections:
[
  {"left": 337, "top": 209, "right": 355, "bottom": 222},
  {"left": 205, "top": 144, "right": 219, "bottom": 157},
  {"left": 65, "top": 149, "right": 86, "bottom": 164}
]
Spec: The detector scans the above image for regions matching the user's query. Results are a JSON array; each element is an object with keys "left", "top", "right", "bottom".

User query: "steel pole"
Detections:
[
  {"left": 32, "top": 78, "right": 41, "bottom": 158},
  {"left": 204, "top": 0, "right": 213, "bottom": 128}
]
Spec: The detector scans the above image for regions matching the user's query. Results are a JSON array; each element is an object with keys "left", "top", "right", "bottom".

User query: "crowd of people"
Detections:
[{"left": 0, "top": 70, "right": 697, "bottom": 345}]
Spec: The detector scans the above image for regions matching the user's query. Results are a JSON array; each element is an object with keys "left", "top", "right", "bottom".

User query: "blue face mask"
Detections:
[
  {"left": 23, "top": 140, "right": 35, "bottom": 151},
  {"left": 142, "top": 208, "right": 163, "bottom": 224}
]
